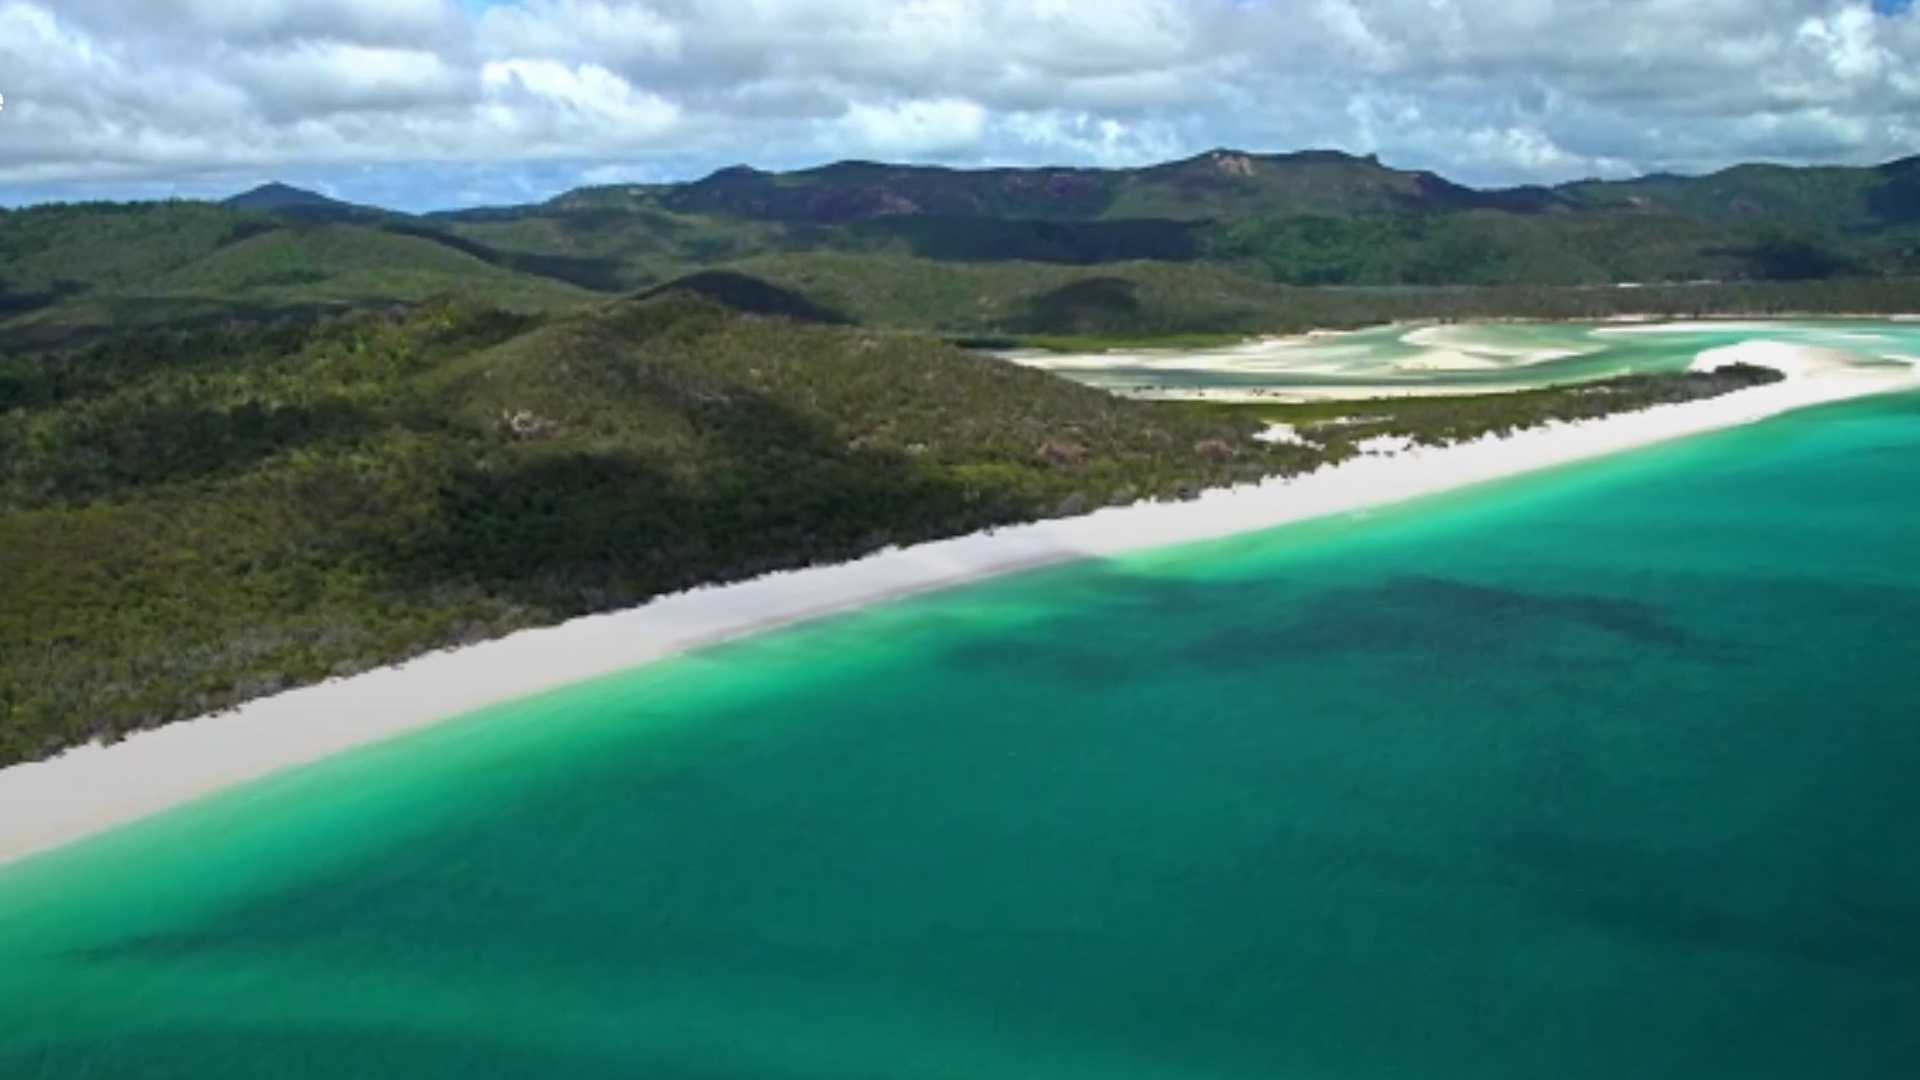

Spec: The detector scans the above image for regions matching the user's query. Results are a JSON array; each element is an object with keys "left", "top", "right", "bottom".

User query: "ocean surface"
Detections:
[{"left": 2, "top": 384, "right": 1918, "bottom": 1077}]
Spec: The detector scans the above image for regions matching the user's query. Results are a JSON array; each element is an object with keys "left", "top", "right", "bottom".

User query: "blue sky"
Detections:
[{"left": 1, "top": 0, "right": 1917, "bottom": 211}]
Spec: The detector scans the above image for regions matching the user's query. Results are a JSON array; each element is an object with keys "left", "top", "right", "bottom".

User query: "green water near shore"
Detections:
[{"left": 1, "top": 389, "right": 1917, "bottom": 1079}]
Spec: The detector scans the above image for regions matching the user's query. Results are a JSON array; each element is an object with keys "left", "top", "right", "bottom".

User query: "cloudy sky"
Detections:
[{"left": 1, "top": 0, "right": 1917, "bottom": 210}]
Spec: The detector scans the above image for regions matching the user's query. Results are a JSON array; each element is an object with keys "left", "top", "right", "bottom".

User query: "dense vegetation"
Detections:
[
  {"left": 0, "top": 294, "right": 1315, "bottom": 764},
  {"left": 710, "top": 255, "right": 1920, "bottom": 342},
  {"left": 0, "top": 292, "right": 1794, "bottom": 765},
  {"left": 451, "top": 149, "right": 1920, "bottom": 289},
  {"left": 1, "top": 146, "right": 1910, "bottom": 764}
]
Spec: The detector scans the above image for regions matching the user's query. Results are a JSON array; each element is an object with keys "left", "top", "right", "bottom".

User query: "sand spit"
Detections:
[
  {"left": 1398, "top": 325, "right": 1594, "bottom": 366},
  {"left": 1254, "top": 423, "right": 1314, "bottom": 447},
  {"left": 1121, "top": 384, "right": 1539, "bottom": 404},
  {"left": 1007, "top": 322, "right": 1612, "bottom": 400},
  {"left": 1, "top": 344, "right": 1915, "bottom": 870}
]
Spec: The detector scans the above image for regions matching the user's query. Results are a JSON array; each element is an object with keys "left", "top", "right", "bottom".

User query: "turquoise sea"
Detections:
[{"left": 1, "top": 389, "right": 1917, "bottom": 1078}]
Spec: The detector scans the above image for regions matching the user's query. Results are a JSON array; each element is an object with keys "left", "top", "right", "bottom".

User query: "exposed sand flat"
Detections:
[
  {"left": 1024, "top": 349, "right": 1362, "bottom": 378},
  {"left": 1254, "top": 423, "right": 1313, "bottom": 447},
  {"left": 1024, "top": 318, "right": 1920, "bottom": 403},
  {"left": 1397, "top": 326, "right": 1461, "bottom": 349},
  {"left": 1398, "top": 325, "right": 1590, "bottom": 363},
  {"left": 1593, "top": 320, "right": 1796, "bottom": 337},
  {"left": 1000, "top": 337, "right": 1379, "bottom": 378},
  {"left": 2, "top": 344, "right": 1915, "bottom": 870},
  {"left": 1689, "top": 340, "right": 1865, "bottom": 378},
  {"left": 1357, "top": 435, "right": 1419, "bottom": 455},
  {"left": 1118, "top": 384, "right": 1538, "bottom": 403},
  {"left": 1008, "top": 322, "right": 1613, "bottom": 397},
  {"left": 1389, "top": 350, "right": 1504, "bottom": 372}
]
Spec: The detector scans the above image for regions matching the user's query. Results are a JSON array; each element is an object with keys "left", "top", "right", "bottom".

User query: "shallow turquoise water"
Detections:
[
  {"left": 1035, "top": 318, "right": 1920, "bottom": 396},
  {"left": 1, "top": 390, "right": 1917, "bottom": 1079}
]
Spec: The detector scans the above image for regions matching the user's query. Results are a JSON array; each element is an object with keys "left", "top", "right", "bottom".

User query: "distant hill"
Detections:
[
  {"left": 223, "top": 182, "right": 361, "bottom": 213},
  {"left": 5, "top": 148, "right": 1920, "bottom": 342},
  {"left": 527, "top": 150, "right": 1572, "bottom": 225},
  {"left": 521, "top": 149, "right": 1919, "bottom": 230},
  {"left": 432, "top": 148, "right": 1920, "bottom": 291},
  {"left": 0, "top": 200, "right": 593, "bottom": 336}
]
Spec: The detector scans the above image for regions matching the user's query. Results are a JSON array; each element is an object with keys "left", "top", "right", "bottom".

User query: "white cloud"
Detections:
[
  {"left": 230, "top": 43, "right": 472, "bottom": 120},
  {"left": 474, "top": 0, "right": 680, "bottom": 63},
  {"left": 2, "top": 0, "right": 1920, "bottom": 205},
  {"left": 997, "top": 111, "right": 1185, "bottom": 167},
  {"left": 1461, "top": 126, "right": 1623, "bottom": 178},
  {"left": 95, "top": 0, "right": 455, "bottom": 42},
  {"left": 467, "top": 60, "right": 680, "bottom": 158},
  {"left": 1794, "top": 6, "right": 1887, "bottom": 85},
  {"left": 838, "top": 98, "right": 989, "bottom": 157}
]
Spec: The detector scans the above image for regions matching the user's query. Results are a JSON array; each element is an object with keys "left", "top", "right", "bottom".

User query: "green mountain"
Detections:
[
  {"left": 527, "top": 150, "right": 1566, "bottom": 224},
  {"left": 1560, "top": 156, "right": 1920, "bottom": 230},
  {"left": 0, "top": 203, "right": 595, "bottom": 336},
  {"left": 223, "top": 182, "right": 364, "bottom": 215},
  {"left": 7, "top": 149, "right": 1920, "bottom": 346},
  {"left": 425, "top": 149, "right": 1920, "bottom": 295},
  {"left": 523, "top": 148, "right": 1920, "bottom": 233}
]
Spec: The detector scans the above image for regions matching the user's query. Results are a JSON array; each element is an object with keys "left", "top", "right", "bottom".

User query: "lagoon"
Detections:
[{"left": 1004, "top": 318, "right": 1920, "bottom": 400}]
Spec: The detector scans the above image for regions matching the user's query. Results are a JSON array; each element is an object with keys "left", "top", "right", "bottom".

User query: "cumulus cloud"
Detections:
[
  {"left": 228, "top": 43, "right": 472, "bottom": 122},
  {"left": 1, "top": 0, "right": 1918, "bottom": 207},
  {"left": 50, "top": 0, "right": 460, "bottom": 46},
  {"left": 838, "top": 97, "right": 989, "bottom": 157},
  {"left": 480, "top": 59, "right": 681, "bottom": 143}
]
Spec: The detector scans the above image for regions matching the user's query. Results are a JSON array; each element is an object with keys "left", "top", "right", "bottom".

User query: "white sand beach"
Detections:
[
  {"left": 1, "top": 341, "right": 1915, "bottom": 869},
  {"left": 1107, "top": 383, "right": 1540, "bottom": 404}
]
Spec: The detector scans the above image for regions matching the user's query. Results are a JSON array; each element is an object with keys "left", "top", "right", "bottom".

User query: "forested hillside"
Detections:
[
  {"left": 440, "top": 148, "right": 1920, "bottom": 288},
  {"left": 0, "top": 293, "right": 1314, "bottom": 764},
  {"left": 0, "top": 287, "right": 1800, "bottom": 764},
  {"left": 1, "top": 147, "right": 1914, "bottom": 760}
]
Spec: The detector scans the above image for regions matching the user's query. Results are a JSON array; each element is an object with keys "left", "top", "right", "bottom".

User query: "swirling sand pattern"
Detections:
[{"left": 1003, "top": 319, "right": 1920, "bottom": 401}]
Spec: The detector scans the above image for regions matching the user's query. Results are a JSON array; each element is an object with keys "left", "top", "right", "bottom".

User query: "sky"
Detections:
[{"left": 0, "top": 0, "right": 1917, "bottom": 211}]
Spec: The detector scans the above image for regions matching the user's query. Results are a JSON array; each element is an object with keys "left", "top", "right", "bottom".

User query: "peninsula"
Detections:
[{"left": 1, "top": 321, "right": 1913, "bottom": 867}]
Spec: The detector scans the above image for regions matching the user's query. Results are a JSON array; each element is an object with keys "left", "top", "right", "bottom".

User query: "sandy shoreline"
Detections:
[{"left": 1, "top": 344, "right": 1915, "bottom": 870}]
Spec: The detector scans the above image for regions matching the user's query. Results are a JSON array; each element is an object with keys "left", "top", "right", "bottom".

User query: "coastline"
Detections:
[
  {"left": 1023, "top": 312, "right": 1920, "bottom": 358},
  {"left": 1013, "top": 315, "right": 1920, "bottom": 403},
  {"left": 1, "top": 346, "right": 1914, "bottom": 871}
]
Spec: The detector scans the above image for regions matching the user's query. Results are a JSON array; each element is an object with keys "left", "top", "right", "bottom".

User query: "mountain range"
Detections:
[
  {"left": 521, "top": 148, "right": 1920, "bottom": 227},
  {"left": 0, "top": 147, "right": 1915, "bottom": 342}
]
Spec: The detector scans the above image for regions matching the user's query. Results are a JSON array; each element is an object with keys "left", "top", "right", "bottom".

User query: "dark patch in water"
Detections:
[
  {"left": 0, "top": 1025, "right": 682, "bottom": 1080},
  {"left": 1490, "top": 828, "right": 1920, "bottom": 977},
  {"left": 944, "top": 572, "right": 1738, "bottom": 683},
  {"left": 1223, "top": 575, "right": 1697, "bottom": 656}
]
